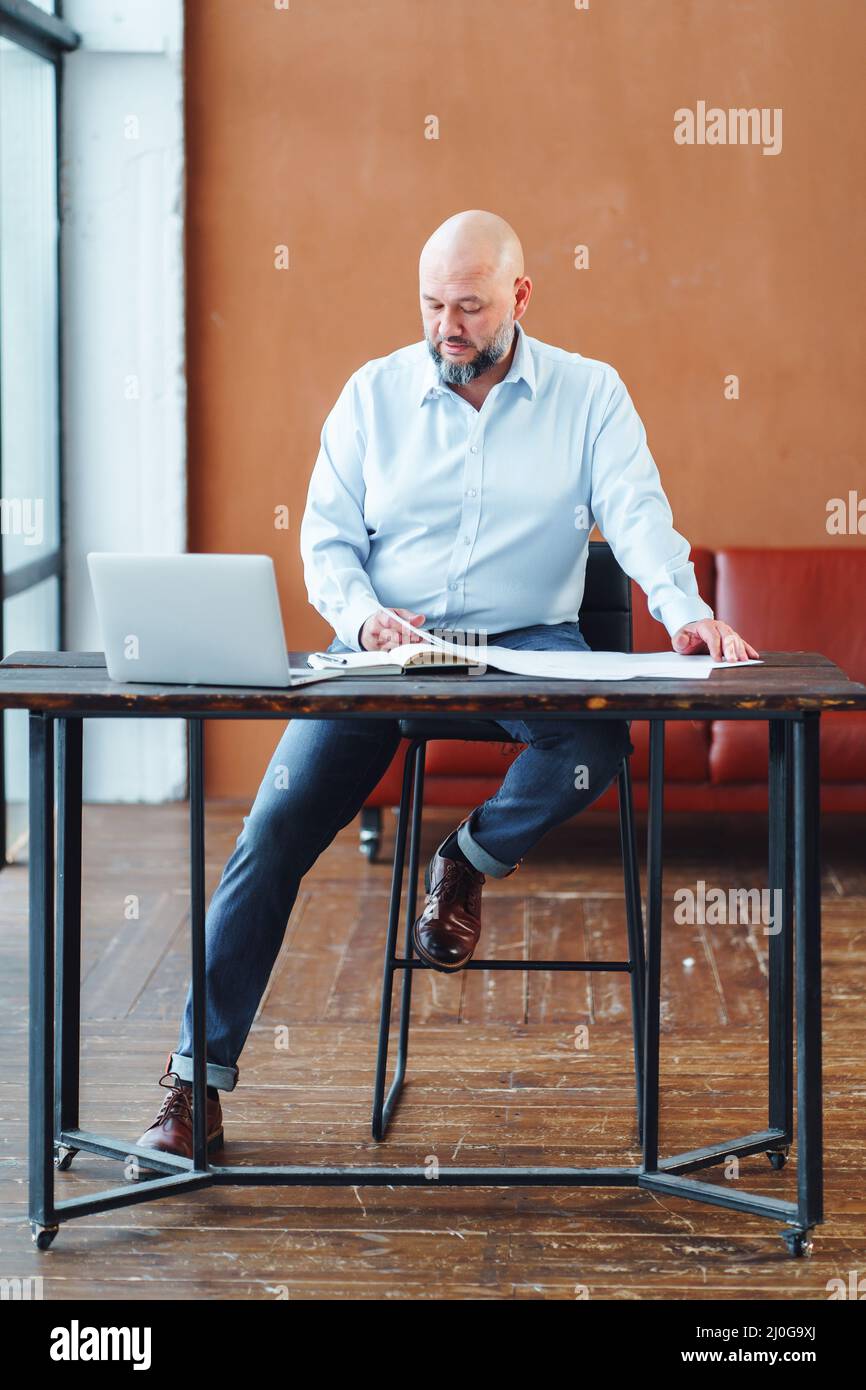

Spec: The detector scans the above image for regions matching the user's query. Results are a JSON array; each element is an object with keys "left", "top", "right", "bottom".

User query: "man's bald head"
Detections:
[
  {"left": 419, "top": 210, "right": 524, "bottom": 286},
  {"left": 419, "top": 210, "right": 532, "bottom": 388}
]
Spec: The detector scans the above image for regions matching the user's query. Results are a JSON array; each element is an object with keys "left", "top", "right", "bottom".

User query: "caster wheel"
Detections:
[
  {"left": 54, "top": 1145, "right": 78, "bottom": 1171},
  {"left": 782, "top": 1227, "right": 814, "bottom": 1258},
  {"left": 766, "top": 1148, "right": 789, "bottom": 1171},
  {"left": 31, "top": 1224, "right": 59, "bottom": 1251}
]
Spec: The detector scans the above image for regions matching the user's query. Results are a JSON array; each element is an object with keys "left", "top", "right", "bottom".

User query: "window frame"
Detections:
[{"left": 0, "top": 0, "right": 79, "bottom": 862}]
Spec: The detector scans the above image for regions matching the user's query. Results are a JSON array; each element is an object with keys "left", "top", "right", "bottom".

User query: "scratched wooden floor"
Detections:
[{"left": 1, "top": 800, "right": 864, "bottom": 1300}]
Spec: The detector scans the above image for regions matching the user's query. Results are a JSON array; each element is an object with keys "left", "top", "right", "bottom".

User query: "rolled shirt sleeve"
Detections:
[
  {"left": 299, "top": 374, "right": 383, "bottom": 651},
  {"left": 589, "top": 371, "right": 714, "bottom": 639}
]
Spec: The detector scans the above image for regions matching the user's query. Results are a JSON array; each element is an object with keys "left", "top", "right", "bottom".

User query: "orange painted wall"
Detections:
[{"left": 185, "top": 0, "right": 866, "bottom": 796}]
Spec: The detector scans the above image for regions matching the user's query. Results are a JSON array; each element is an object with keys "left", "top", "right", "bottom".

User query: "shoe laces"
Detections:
[
  {"left": 438, "top": 859, "right": 483, "bottom": 914},
  {"left": 154, "top": 1071, "right": 194, "bottom": 1127}
]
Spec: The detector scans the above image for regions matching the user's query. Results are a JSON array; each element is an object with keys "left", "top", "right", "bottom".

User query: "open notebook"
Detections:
[
  {"left": 307, "top": 643, "right": 479, "bottom": 676},
  {"left": 308, "top": 610, "right": 762, "bottom": 682}
]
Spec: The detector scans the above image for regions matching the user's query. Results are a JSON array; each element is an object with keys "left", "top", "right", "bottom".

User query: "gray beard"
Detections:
[{"left": 427, "top": 317, "right": 515, "bottom": 386}]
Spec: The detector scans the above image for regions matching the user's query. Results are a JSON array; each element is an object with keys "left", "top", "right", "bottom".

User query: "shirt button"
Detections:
[
  {"left": 450, "top": 583, "right": 458, "bottom": 590},
  {"left": 463, "top": 536, "right": 471, "bottom": 544},
  {"left": 470, "top": 445, "right": 478, "bottom": 454},
  {"left": 467, "top": 488, "right": 477, "bottom": 496}
]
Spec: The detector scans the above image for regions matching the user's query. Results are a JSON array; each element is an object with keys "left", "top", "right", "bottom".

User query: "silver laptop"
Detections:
[{"left": 87, "top": 553, "right": 315, "bottom": 688}]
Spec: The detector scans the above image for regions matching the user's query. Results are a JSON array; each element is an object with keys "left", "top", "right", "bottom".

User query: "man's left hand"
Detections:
[{"left": 672, "top": 619, "right": 760, "bottom": 663}]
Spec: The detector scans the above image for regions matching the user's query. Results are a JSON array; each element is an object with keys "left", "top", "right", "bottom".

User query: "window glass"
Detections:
[{"left": 0, "top": 38, "right": 61, "bottom": 574}]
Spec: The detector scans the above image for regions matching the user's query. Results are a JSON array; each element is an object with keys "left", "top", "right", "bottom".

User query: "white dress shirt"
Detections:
[{"left": 300, "top": 320, "right": 714, "bottom": 651}]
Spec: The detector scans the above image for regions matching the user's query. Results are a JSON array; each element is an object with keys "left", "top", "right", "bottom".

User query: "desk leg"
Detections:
[
  {"left": 767, "top": 720, "right": 793, "bottom": 1169},
  {"left": 29, "top": 713, "right": 58, "bottom": 1248},
  {"left": 54, "top": 718, "right": 83, "bottom": 1172},
  {"left": 789, "top": 712, "right": 822, "bottom": 1254},
  {"left": 618, "top": 755, "right": 646, "bottom": 1142},
  {"left": 641, "top": 720, "right": 664, "bottom": 1173},
  {"left": 372, "top": 739, "right": 421, "bottom": 1140},
  {"left": 188, "top": 719, "right": 208, "bottom": 1171}
]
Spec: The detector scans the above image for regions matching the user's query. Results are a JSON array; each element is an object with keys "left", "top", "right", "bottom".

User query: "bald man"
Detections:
[{"left": 136, "top": 209, "right": 757, "bottom": 1162}]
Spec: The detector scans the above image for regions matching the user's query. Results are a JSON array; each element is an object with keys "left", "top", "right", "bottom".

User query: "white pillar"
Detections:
[{"left": 61, "top": 0, "right": 186, "bottom": 800}]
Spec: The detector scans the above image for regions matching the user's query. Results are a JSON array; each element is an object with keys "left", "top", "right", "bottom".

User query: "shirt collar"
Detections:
[{"left": 418, "top": 320, "right": 537, "bottom": 406}]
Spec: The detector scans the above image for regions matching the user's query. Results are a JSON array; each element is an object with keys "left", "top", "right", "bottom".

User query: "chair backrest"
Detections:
[{"left": 577, "top": 540, "right": 632, "bottom": 653}]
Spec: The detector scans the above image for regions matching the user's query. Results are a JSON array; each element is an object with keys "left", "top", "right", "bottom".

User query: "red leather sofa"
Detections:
[{"left": 361, "top": 548, "right": 866, "bottom": 836}]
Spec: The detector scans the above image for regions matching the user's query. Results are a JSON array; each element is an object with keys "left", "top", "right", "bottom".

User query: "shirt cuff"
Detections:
[
  {"left": 335, "top": 596, "right": 383, "bottom": 652},
  {"left": 657, "top": 594, "right": 715, "bottom": 640}
]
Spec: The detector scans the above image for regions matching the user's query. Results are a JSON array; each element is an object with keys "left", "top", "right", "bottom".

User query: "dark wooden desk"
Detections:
[{"left": 3, "top": 649, "right": 864, "bottom": 1256}]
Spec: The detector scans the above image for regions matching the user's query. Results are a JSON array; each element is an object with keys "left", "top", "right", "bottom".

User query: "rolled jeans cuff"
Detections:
[
  {"left": 169, "top": 1051, "right": 238, "bottom": 1093},
  {"left": 458, "top": 810, "right": 520, "bottom": 880}
]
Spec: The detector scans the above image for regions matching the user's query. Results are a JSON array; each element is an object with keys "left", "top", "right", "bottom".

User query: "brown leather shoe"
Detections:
[
  {"left": 136, "top": 1070, "right": 224, "bottom": 1167},
  {"left": 413, "top": 824, "right": 485, "bottom": 972}
]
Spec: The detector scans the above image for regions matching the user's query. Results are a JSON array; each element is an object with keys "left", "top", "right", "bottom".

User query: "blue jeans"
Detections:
[{"left": 170, "top": 620, "right": 633, "bottom": 1090}]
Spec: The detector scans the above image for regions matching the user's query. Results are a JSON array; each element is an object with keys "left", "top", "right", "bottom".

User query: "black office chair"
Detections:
[{"left": 370, "top": 541, "right": 646, "bottom": 1143}]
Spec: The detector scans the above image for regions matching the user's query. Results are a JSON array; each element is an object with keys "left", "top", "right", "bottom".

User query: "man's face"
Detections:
[{"left": 420, "top": 274, "right": 515, "bottom": 386}]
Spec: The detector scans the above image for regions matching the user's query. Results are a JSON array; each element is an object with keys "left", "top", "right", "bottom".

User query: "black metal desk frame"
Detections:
[{"left": 26, "top": 689, "right": 820, "bottom": 1257}]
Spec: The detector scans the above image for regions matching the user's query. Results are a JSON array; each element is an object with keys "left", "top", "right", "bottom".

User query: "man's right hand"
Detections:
[{"left": 359, "top": 608, "right": 427, "bottom": 652}]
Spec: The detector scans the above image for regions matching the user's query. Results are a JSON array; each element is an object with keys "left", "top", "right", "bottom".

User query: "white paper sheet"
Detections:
[{"left": 377, "top": 609, "right": 763, "bottom": 681}]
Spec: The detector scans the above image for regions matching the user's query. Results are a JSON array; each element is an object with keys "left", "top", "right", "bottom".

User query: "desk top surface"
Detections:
[{"left": 0, "top": 649, "right": 864, "bottom": 716}]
